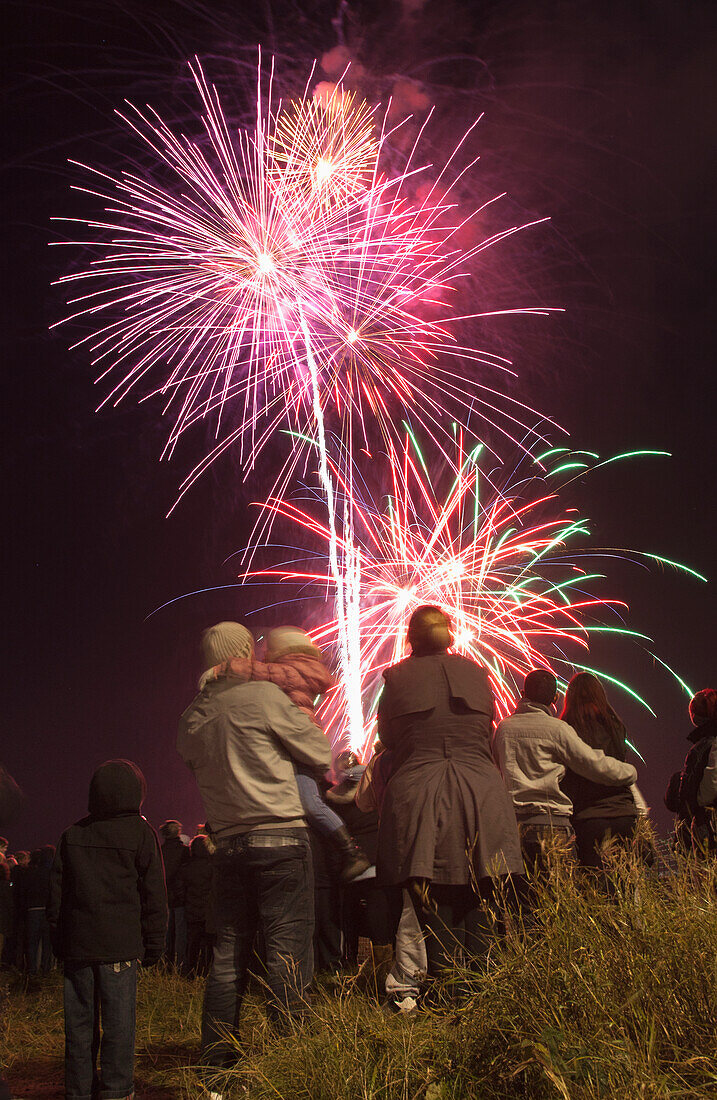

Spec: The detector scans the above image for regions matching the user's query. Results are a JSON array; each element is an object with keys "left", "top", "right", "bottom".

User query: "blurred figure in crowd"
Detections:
[
  {"left": 160, "top": 819, "right": 189, "bottom": 968},
  {"left": 665, "top": 688, "right": 717, "bottom": 853}
]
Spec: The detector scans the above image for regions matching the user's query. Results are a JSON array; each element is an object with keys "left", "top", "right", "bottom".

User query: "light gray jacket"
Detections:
[
  {"left": 177, "top": 679, "right": 333, "bottom": 836},
  {"left": 493, "top": 699, "right": 638, "bottom": 821}
]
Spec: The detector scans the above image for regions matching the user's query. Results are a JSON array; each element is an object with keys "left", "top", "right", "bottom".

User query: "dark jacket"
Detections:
[
  {"left": 0, "top": 862, "right": 12, "bottom": 936},
  {"left": 561, "top": 715, "right": 637, "bottom": 822},
  {"left": 665, "top": 717, "right": 717, "bottom": 850},
  {"left": 22, "top": 852, "right": 53, "bottom": 910},
  {"left": 180, "top": 842, "right": 214, "bottom": 925},
  {"left": 328, "top": 778, "right": 379, "bottom": 866},
  {"left": 162, "top": 836, "right": 190, "bottom": 908},
  {"left": 376, "top": 653, "right": 523, "bottom": 885},
  {"left": 47, "top": 760, "right": 167, "bottom": 964}
]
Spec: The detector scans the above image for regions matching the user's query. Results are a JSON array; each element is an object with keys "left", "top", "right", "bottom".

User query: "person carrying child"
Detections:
[
  {"left": 47, "top": 759, "right": 167, "bottom": 1100},
  {"left": 203, "top": 625, "right": 370, "bottom": 881}
]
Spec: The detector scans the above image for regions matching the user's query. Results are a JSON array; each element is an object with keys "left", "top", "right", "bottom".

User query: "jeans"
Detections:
[
  {"left": 26, "top": 907, "right": 53, "bottom": 973},
  {"left": 63, "top": 960, "right": 137, "bottom": 1100},
  {"left": 295, "top": 773, "right": 344, "bottom": 838},
  {"left": 201, "top": 829, "right": 314, "bottom": 1069}
]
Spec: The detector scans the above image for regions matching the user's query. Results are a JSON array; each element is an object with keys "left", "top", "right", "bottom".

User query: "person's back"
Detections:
[
  {"left": 182, "top": 837, "right": 214, "bottom": 926},
  {"left": 196, "top": 627, "right": 369, "bottom": 880},
  {"left": 179, "top": 677, "right": 333, "bottom": 836},
  {"left": 377, "top": 642, "right": 521, "bottom": 888},
  {"left": 178, "top": 620, "right": 332, "bottom": 1082},
  {"left": 494, "top": 670, "right": 638, "bottom": 880},
  {"left": 24, "top": 848, "right": 52, "bottom": 909},
  {"left": 494, "top": 674, "right": 637, "bottom": 827},
  {"left": 667, "top": 690, "right": 717, "bottom": 853},
  {"left": 49, "top": 765, "right": 166, "bottom": 964},
  {"left": 559, "top": 672, "right": 643, "bottom": 870},
  {"left": 380, "top": 652, "right": 495, "bottom": 767},
  {"left": 47, "top": 759, "right": 167, "bottom": 1100},
  {"left": 161, "top": 827, "right": 189, "bottom": 909}
]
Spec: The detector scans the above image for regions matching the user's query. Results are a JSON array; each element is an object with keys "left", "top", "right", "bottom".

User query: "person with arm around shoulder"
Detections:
[{"left": 494, "top": 668, "right": 638, "bottom": 878}]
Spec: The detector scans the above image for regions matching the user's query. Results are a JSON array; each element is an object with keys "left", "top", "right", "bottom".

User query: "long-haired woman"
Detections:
[{"left": 560, "top": 672, "right": 642, "bottom": 868}]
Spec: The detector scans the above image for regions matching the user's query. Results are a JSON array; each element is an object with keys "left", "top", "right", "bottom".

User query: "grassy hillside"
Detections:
[{"left": 3, "top": 841, "right": 717, "bottom": 1099}]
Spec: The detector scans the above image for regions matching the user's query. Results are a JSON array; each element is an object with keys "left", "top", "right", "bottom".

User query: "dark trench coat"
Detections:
[{"left": 376, "top": 653, "right": 523, "bottom": 885}]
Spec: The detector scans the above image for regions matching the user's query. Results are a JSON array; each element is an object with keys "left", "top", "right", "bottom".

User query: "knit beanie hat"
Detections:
[
  {"left": 201, "top": 621, "right": 254, "bottom": 670},
  {"left": 689, "top": 688, "right": 717, "bottom": 726},
  {"left": 265, "top": 626, "right": 321, "bottom": 661}
]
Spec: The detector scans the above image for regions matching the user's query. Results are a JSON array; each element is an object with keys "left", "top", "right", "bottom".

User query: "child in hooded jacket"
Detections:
[
  {"left": 47, "top": 759, "right": 167, "bottom": 1100},
  {"left": 203, "top": 626, "right": 370, "bottom": 882}
]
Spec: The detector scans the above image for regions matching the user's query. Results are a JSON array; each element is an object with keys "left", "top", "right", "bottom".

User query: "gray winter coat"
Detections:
[{"left": 375, "top": 653, "right": 523, "bottom": 885}]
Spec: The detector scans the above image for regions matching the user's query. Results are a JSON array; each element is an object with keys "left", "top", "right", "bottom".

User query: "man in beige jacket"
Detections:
[
  {"left": 493, "top": 669, "right": 638, "bottom": 874},
  {"left": 177, "top": 621, "right": 332, "bottom": 1088}
]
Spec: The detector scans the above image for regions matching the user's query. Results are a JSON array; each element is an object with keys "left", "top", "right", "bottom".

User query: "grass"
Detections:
[{"left": 3, "top": 837, "right": 717, "bottom": 1099}]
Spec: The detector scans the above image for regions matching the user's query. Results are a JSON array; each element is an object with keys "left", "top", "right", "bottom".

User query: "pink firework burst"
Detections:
[
  {"left": 52, "top": 56, "right": 558, "bottom": 505},
  {"left": 248, "top": 435, "right": 699, "bottom": 759}
]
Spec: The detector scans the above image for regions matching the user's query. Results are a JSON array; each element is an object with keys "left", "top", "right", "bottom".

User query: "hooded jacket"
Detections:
[
  {"left": 201, "top": 653, "right": 334, "bottom": 721},
  {"left": 494, "top": 699, "right": 638, "bottom": 823},
  {"left": 47, "top": 760, "right": 167, "bottom": 964}
]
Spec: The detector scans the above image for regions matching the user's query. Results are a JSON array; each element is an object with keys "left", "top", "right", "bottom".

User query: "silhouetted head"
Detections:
[
  {"left": 689, "top": 688, "right": 717, "bottom": 727},
  {"left": 407, "top": 605, "right": 453, "bottom": 656},
  {"left": 88, "top": 760, "right": 146, "bottom": 818},
  {"left": 0, "top": 837, "right": 7, "bottom": 854},
  {"left": 190, "top": 833, "right": 211, "bottom": 858},
  {"left": 524, "top": 669, "right": 558, "bottom": 708},
  {"left": 14, "top": 850, "right": 29, "bottom": 867},
  {"left": 160, "top": 820, "right": 182, "bottom": 840}
]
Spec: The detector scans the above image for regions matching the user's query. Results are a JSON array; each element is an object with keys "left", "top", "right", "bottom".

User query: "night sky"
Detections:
[{"left": 4, "top": 0, "right": 716, "bottom": 849}]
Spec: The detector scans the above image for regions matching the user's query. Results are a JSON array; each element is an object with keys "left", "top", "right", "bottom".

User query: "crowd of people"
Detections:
[{"left": 1, "top": 606, "right": 715, "bottom": 1100}]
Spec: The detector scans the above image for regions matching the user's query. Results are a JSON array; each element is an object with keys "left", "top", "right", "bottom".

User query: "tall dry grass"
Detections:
[{"left": 3, "top": 836, "right": 717, "bottom": 1099}]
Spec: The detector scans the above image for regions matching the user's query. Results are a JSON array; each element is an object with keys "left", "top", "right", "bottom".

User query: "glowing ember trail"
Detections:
[
  {"left": 298, "top": 306, "right": 364, "bottom": 749},
  {"left": 250, "top": 438, "right": 702, "bottom": 759}
]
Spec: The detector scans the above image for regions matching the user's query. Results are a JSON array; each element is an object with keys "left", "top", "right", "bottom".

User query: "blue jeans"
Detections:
[
  {"left": 63, "top": 960, "right": 137, "bottom": 1100},
  {"left": 295, "top": 773, "right": 344, "bottom": 838},
  {"left": 201, "top": 829, "right": 314, "bottom": 1068}
]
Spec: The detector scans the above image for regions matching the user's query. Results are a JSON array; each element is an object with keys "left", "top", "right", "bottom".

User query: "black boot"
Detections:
[{"left": 332, "top": 826, "right": 371, "bottom": 882}]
